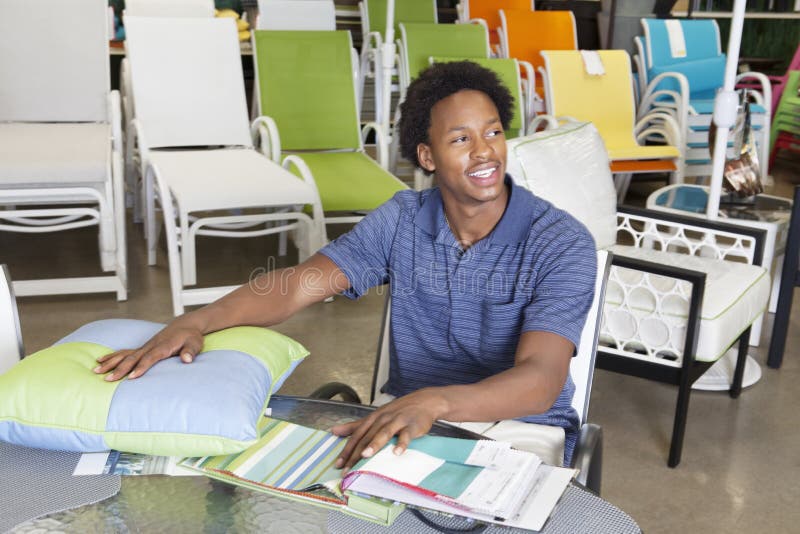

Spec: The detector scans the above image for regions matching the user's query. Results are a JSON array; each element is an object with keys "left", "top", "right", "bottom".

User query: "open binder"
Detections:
[{"left": 180, "top": 418, "right": 575, "bottom": 530}]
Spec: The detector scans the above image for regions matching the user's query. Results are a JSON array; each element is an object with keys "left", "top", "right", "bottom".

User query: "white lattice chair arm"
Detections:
[{"left": 616, "top": 206, "right": 767, "bottom": 266}]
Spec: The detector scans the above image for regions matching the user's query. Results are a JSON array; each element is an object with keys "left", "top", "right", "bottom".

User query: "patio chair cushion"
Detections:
[
  {"left": 506, "top": 121, "right": 618, "bottom": 250},
  {"left": 147, "top": 148, "right": 318, "bottom": 213},
  {"left": 605, "top": 245, "right": 770, "bottom": 362},
  {"left": 0, "top": 319, "right": 309, "bottom": 456},
  {"left": 0, "top": 123, "right": 110, "bottom": 186},
  {"left": 285, "top": 151, "right": 407, "bottom": 212}
]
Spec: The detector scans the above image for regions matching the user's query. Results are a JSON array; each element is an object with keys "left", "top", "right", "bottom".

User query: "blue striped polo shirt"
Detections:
[{"left": 320, "top": 176, "right": 596, "bottom": 463}]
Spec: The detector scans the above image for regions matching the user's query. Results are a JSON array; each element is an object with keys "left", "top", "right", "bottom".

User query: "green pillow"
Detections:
[{"left": 0, "top": 319, "right": 308, "bottom": 456}]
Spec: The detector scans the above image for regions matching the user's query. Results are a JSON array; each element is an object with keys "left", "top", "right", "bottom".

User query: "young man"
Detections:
[{"left": 95, "top": 62, "right": 596, "bottom": 468}]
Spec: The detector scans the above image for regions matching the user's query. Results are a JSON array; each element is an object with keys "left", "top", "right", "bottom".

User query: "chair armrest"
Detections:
[
  {"left": 617, "top": 206, "right": 767, "bottom": 267},
  {"left": 361, "top": 121, "right": 389, "bottom": 169},
  {"left": 736, "top": 71, "right": 773, "bottom": 114},
  {"left": 571, "top": 423, "right": 602, "bottom": 495},
  {"left": 639, "top": 71, "right": 690, "bottom": 135},
  {"left": 251, "top": 116, "right": 281, "bottom": 162}
]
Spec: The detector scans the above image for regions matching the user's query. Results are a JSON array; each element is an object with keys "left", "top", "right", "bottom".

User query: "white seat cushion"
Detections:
[
  {"left": 147, "top": 148, "right": 318, "bottom": 213},
  {"left": 0, "top": 123, "right": 110, "bottom": 187},
  {"left": 604, "top": 244, "right": 770, "bottom": 363}
]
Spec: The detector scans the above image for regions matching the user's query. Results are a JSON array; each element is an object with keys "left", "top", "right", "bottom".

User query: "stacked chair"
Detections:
[
  {"left": 251, "top": 30, "right": 407, "bottom": 234},
  {"left": 125, "top": 17, "right": 326, "bottom": 316},
  {"left": 456, "top": 0, "right": 533, "bottom": 55},
  {"left": 0, "top": 0, "right": 127, "bottom": 300},
  {"left": 634, "top": 18, "right": 772, "bottom": 181},
  {"left": 358, "top": 0, "right": 438, "bottom": 126},
  {"left": 540, "top": 50, "right": 683, "bottom": 202},
  {"left": 120, "top": 0, "right": 215, "bottom": 223},
  {"left": 769, "top": 70, "right": 800, "bottom": 167},
  {"left": 497, "top": 9, "right": 578, "bottom": 114},
  {"left": 505, "top": 121, "right": 770, "bottom": 467}
]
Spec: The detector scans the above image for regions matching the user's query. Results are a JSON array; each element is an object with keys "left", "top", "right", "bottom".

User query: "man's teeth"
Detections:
[{"left": 469, "top": 168, "right": 495, "bottom": 178}]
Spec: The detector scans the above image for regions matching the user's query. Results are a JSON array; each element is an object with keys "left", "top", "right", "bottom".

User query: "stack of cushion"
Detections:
[{"left": 0, "top": 319, "right": 309, "bottom": 456}]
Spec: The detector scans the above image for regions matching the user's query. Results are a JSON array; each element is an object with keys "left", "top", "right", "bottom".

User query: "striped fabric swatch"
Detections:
[{"left": 181, "top": 418, "right": 346, "bottom": 501}]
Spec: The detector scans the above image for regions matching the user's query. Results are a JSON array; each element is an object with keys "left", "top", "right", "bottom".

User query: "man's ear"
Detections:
[{"left": 417, "top": 143, "right": 435, "bottom": 173}]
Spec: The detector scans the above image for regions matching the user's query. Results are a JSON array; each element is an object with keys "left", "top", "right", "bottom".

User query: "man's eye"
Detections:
[
  {"left": 452, "top": 136, "right": 468, "bottom": 144},
  {"left": 487, "top": 129, "right": 503, "bottom": 137}
]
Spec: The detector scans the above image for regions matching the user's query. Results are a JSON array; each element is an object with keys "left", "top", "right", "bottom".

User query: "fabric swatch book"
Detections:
[
  {"left": 180, "top": 418, "right": 575, "bottom": 531},
  {"left": 178, "top": 417, "right": 406, "bottom": 525},
  {"left": 342, "top": 434, "right": 577, "bottom": 531}
]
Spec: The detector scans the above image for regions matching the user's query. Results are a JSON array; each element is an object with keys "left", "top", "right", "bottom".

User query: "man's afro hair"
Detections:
[{"left": 398, "top": 61, "right": 514, "bottom": 171}]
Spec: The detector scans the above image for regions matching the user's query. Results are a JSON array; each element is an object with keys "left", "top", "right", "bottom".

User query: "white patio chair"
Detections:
[
  {"left": 310, "top": 251, "right": 611, "bottom": 493},
  {"left": 0, "top": 265, "right": 24, "bottom": 375},
  {"left": 120, "top": 0, "right": 215, "bottom": 222},
  {"left": 0, "top": 0, "right": 127, "bottom": 300},
  {"left": 506, "top": 121, "right": 771, "bottom": 467},
  {"left": 125, "top": 16, "right": 326, "bottom": 316}
]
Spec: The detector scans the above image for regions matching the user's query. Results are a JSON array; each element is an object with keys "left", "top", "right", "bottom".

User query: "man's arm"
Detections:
[
  {"left": 331, "top": 330, "right": 573, "bottom": 469},
  {"left": 94, "top": 253, "right": 350, "bottom": 381}
]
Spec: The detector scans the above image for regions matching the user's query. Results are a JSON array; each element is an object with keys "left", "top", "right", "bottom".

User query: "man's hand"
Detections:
[
  {"left": 92, "top": 325, "right": 204, "bottom": 381},
  {"left": 330, "top": 389, "right": 449, "bottom": 471}
]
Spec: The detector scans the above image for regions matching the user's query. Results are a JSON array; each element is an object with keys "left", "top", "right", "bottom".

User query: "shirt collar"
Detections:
[{"left": 413, "top": 175, "right": 533, "bottom": 246}]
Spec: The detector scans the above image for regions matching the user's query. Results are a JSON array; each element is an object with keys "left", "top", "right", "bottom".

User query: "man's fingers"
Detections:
[
  {"left": 178, "top": 337, "right": 202, "bottom": 363},
  {"left": 94, "top": 351, "right": 129, "bottom": 372},
  {"left": 394, "top": 428, "right": 413, "bottom": 456},
  {"left": 104, "top": 351, "right": 145, "bottom": 381},
  {"left": 333, "top": 417, "right": 374, "bottom": 468}
]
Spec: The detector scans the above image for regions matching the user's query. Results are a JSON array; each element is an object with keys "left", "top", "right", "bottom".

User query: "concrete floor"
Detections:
[{"left": 4, "top": 157, "right": 799, "bottom": 534}]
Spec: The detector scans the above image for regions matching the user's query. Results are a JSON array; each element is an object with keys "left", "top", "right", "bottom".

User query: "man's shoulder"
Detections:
[{"left": 517, "top": 187, "right": 595, "bottom": 247}]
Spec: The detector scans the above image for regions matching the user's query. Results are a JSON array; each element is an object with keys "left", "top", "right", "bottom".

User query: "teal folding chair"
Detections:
[
  {"left": 636, "top": 18, "right": 772, "bottom": 180},
  {"left": 252, "top": 30, "right": 408, "bottom": 235}
]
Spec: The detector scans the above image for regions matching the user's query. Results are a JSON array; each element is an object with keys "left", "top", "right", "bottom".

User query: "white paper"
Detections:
[
  {"left": 73, "top": 452, "right": 111, "bottom": 475},
  {"left": 358, "top": 446, "right": 444, "bottom": 486},
  {"left": 464, "top": 440, "right": 511, "bottom": 467}
]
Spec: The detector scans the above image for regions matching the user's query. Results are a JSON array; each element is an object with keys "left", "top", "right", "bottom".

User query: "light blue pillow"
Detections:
[{"left": 0, "top": 319, "right": 309, "bottom": 456}]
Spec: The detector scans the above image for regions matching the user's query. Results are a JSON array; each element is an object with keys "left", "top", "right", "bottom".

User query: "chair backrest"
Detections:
[
  {"left": 499, "top": 9, "right": 577, "bottom": 74},
  {"left": 124, "top": 0, "right": 215, "bottom": 17},
  {"left": 256, "top": 0, "right": 336, "bottom": 30},
  {"left": 399, "top": 22, "right": 490, "bottom": 89},
  {"left": 641, "top": 18, "right": 721, "bottom": 69},
  {"left": 0, "top": 265, "right": 24, "bottom": 375},
  {"left": 370, "top": 251, "right": 612, "bottom": 425},
  {"left": 460, "top": 0, "right": 532, "bottom": 45},
  {"left": 362, "top": 0, "right": 437, "bottom": 37},
  {"left": 124, "top": 17, "right": 253, "bottom": 149},
  {"left": 253, "top": 30, "right": 362, "bottom": 151},
  {"left": 571, "top": 250, "right": 611, "bottom": 422},
  {"left": 640, "top": 18, "right": 725, "bottom": 100},
  {"left": 0, "top": 0, "right": 109, "bottom": 122},
  {"left": 430, "top": 57, "right": 525, "bottom": 136},
  {"left": 505, "top": 121, "right": 618, "bottom": 250},
  {"left": 541, "top": 50, "right": 639, "bottom": 154}
]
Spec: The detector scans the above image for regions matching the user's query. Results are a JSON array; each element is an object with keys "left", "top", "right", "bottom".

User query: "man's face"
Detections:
[{"left": 417, "top": 90, "right": 507, "bottom": 207}]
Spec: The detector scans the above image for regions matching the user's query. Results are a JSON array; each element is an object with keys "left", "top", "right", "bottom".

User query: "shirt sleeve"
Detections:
[
  {"left": 318, "top": 194, "right": 403, "bottom": 299},
  {"left": 522, "top": 227, "right": 597, "bottom": 351}
]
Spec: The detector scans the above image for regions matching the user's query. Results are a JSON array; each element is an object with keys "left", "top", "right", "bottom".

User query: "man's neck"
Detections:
[{"left": 441, "top": 184, "right": 510, "bottom": 250}]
